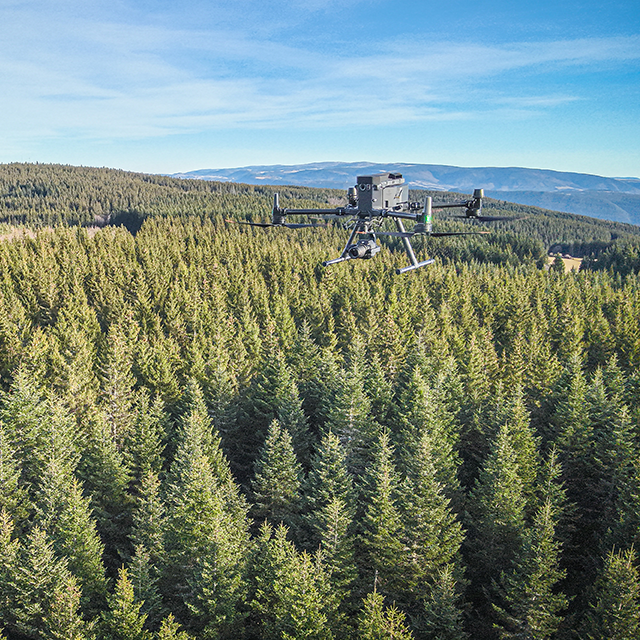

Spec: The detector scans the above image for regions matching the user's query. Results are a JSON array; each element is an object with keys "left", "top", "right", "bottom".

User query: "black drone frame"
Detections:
[{"left": 265, "top": 188, "right": 493, "bottom": 274}]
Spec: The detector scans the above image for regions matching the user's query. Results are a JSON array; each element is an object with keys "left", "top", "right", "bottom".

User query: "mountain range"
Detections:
[{"left": 171, "top": 161, "right": 640, "bottom": 226}]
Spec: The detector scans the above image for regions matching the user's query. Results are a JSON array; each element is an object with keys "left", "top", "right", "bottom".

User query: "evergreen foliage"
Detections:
[{"left": 0, "top": 163, "right": 639, "bottom": 638}]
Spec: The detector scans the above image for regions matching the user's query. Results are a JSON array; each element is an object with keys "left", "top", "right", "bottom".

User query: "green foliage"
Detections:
[
  {"left": 251, "top": 419, "right": 303, "bottom": 531},
  {"left": 581, "top": 548, "right": 640, "bottom": 640},
  {"left": 100, "top": 567, "right": 152, "bottom": 640},
  {"left": 358, "top": 590, "right": 414, "bottom": 640},
  {"left": 1, "top": 164, "right": 640, "bottom": 638},
  {"left": 247, "top": 522, "right": 336, "bottom": 640}
]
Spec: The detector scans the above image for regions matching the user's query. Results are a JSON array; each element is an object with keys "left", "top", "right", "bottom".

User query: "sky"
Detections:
[{"left": 1, "top": 0, "right": 639, "bottom": 177}]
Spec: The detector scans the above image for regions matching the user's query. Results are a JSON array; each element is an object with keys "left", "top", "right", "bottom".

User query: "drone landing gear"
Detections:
[{"left": 394, "top": 219, "right": 434, "bottom": 274}]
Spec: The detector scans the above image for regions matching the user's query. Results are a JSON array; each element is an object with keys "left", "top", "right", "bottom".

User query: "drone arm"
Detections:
[
  {"left": 283, "top": 208, "right": 346, "bottom": 215},
  {"left": 387, "top": 210, "right": 417, "bottom": 221},
  {"left": 431, "top": 189, "right": 483, "bottom": 216}
]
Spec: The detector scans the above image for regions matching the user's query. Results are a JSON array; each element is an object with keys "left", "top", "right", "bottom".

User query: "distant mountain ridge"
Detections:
[{"left": 171, "top": 161, "right": 640, "bottom": 226}]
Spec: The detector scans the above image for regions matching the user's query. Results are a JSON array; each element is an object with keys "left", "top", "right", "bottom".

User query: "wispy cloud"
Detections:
[{"left": 1, "top": 0, "right": 638, "bottom": 142}]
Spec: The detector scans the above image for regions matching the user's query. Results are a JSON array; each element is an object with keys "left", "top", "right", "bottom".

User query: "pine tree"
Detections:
[
  {"left": 358, "top": 590, "right": 414, "bottom": 640},
  {"left": 359, "top": 430, "right": 405, "bottom": 602},
  {"left": 246, "top": 522, "right": 335, "bottom": 640},
  {"left": 251, "top": 419, "right": 303, "bottom": 532},
  {"left": 581, "top": 548, "right": 640, "bottom": 640},
  {"left": 100, "top": 567, "right": 152, "bottom": 640},
  {"left": 304, "top": 430, "right": 357, "bottom": 604}
]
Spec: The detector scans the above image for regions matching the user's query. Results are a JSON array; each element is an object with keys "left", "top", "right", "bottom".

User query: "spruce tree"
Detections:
[
  {"left": 124, "top": 390, "right": 167, "bottom": 487},
  {"left": 493, "top": 499, "right": 567, "bottom": 640},
  {"left": 359, "top": 430, "right": 404, "bottom": 602},
  {"left": 246, "top": 522, "right": 335, "bottom": 640},
  {"left": 421, "top": 565, "right": 468, "bottom": 640},
  {"left": 157, "top": 613, "right": 194, "bottom": 640},
  {"left": 11, "top": 526, "right": 75, "bottom": 640},
  {"left": 131, "top": 470, "right": 166, "bottom": 562},
  {"left": 36, "top": 464, "right": 108, "bottom": 614},
  {"left": 43, "top": 573, "right": 91, "bottom": 640},
  {"left": 251, "top": 419, "right": 303, "bottom": 533},
  {"left": 161, "top": 403, "right": 250, "bottom": 637},
  {"left": 0, "top": 420, "right": 30, "bottom": 525},
  {"left": 397, "top": 429, "right": 464, "bottom": 612},
  {"left": 393, "top": 366, "right": 461, "bottom": 502},
  {"left": 129, "top": 545, "right": 164, "bottom": 631},
  {"left": 100, "top": 567, "right": 152, "bottom": 640},
  {"left": 325, "top": 360, "right": 379, "bottom": 478},
  {"left": 304, "top": 430, "right": 357, "bottom": 604},
  {"left": 581, "top": 548, "right": 640, "bottom": 640},
  {"left": 358, "top": 590, "right": 414, "bottom": 640},
  {"left": 78, "top": 410, "right": 133, "bottom": 576},
  {"left": 465, "top": 423, "right": 527, "bottom": 637},
  {"left": 0, "top": 510, "right": 19, "bottom": 630}
]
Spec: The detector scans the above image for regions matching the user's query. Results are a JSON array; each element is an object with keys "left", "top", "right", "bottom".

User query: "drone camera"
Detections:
[{"left": 348, "top": 238, "right": 380, "bottom": 259}]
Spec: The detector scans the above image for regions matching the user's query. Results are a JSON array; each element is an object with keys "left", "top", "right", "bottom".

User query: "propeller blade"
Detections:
[
  {"left": 431, "top": 231, "right": 491, "bottom": 236},
  {"left": 283, "top": 222, "right": 327, "bottom": 229},
  {"left": 225, "top": 219, "right": 277, "bottom": 228},
  {"left": 376, "top": 231, "right": 415, "bottom": 238},
  {"left": 452, "top": 215, "right": 525, "bottom": 222}
]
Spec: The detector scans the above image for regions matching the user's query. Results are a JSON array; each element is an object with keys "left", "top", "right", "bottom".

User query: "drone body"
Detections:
[{"left": 230, "top": 172, "right": 514, "bottom": 274}]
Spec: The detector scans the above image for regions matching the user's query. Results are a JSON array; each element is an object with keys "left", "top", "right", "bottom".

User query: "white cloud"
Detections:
[{"left": 0, "top": 0, "right": 638, "bottom": 143}]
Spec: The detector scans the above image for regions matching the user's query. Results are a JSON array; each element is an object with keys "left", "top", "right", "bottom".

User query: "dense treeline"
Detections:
[
  {"left": 2, "top": 163, "right": 640, "bottom": 253},
  {"left": 0, "top": 165, "right": 640, "bottom": 639}
]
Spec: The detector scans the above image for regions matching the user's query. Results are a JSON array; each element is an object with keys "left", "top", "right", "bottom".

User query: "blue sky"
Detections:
[{"left": 1, "top": 0, "right": 639, "bottom": 177}]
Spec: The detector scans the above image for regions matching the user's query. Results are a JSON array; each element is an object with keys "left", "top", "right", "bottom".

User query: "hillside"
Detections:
[
  {"left": 1, "top": 163, "right": 639, "bottom": 261},
  {"left": 172, "top": 161, "right": 640, "bottom": 226}
]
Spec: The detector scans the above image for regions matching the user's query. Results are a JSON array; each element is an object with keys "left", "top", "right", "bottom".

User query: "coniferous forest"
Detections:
[{"left": 1, "top": 163, "right": 640, "bottom": 639}]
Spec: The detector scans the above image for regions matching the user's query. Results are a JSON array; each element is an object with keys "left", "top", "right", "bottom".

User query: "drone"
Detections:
[{"left": 228, "top": 172, "right": 516, "bottom": 274}]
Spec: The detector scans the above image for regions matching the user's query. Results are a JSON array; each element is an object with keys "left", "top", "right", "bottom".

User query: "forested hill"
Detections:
[
  {"left": 2, "top": 162, "right": 640, "bottom": 258},
  {"left": 1, "top": 162, "right": 640, "bottom": 639}
]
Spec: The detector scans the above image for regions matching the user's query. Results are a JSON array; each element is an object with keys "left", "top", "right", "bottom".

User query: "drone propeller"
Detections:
[
  {"left": 224, "top": 219, "right": 326, "bottom": 229},
  {"left": 453, "top": 214, "right": 527, "bottom": 222},
  {"left": 283, "top": 222, "right": 328, "bottom": 228}
]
